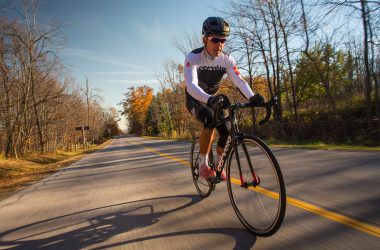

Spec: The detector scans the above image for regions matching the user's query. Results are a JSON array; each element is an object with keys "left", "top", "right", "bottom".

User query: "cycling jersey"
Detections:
[{"left": 184, "top": 47, "right": 254, "bottom": 104}]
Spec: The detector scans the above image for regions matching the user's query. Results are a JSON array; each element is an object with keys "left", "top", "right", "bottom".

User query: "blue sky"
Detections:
[{"left": 29, "top": 0, "right": 226, "bottom": 111}]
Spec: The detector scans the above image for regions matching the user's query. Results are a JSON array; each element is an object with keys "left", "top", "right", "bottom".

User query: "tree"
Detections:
[
  {"left": 172, "top": 31, "right": 202, "bottom": 56},
  {"left": 295, "top": 43, "right": 356, "bottom": 109},
  {"left": 80, "top": 77, "right": 100, "bottom": 147},
  {"left": 122, "top": 85, "right": 153, "bottom": 135},
  {"left": 0, "top": 0, "right": 64, "bottom": 157},
  {"left": 322, "top": 0, "right": 380, "bottom": 124}
]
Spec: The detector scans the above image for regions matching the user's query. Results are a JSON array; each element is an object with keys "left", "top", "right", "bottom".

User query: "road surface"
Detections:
[{"left": 0, "top": 136, "right": 379, "bottom": 249}]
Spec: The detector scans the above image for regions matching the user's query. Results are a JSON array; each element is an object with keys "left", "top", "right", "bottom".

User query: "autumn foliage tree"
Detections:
[{"left": 122, "top": 85, "right": 153, "bottom": 135}]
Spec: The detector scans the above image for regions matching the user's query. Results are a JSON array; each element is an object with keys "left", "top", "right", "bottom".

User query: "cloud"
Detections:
[
  {"left": 107, "top": 79, "right": 158, "bottom": 85},
  {"left": 106, "top": 79, "right": 161, "bottom": 92},
  {"left": 134, "top": 19, "right": 167, "bottom": 43},
  {"left": 65, "top": 48, "right": 148, "bottom": 70},
  {"left": 94, "top": 71, "right": 153, "bottom": 75}
]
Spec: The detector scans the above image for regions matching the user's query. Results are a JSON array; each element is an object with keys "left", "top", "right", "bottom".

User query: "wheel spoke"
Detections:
[{"left": 255, "top": 190, "right": 273, "bottom": 224}]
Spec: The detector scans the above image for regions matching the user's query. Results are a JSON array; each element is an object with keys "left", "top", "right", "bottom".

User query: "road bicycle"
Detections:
[{"left": 190, "top": 96, "right": 286, "bottom": 237}]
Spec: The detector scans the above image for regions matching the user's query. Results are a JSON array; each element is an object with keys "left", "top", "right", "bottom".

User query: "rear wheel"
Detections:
[
  {"left": 227, "top": 136, "right": 286, "bottom": 236},
  {"left": 190, "top": 137, "right": 213, "bottom": 197}
]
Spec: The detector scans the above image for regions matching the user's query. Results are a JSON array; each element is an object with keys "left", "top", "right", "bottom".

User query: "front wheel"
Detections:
[
  {"left": 190, "top": 137, "right": 213, "bottom": 197},
  {"left": 227, "top": 136, "right": 286, "bottom": 236}
]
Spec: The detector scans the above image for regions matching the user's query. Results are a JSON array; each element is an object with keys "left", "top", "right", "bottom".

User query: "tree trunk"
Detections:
[
  {"left": 275, "top": 0, "right": 297, "bottom": 120},
  {"left": 360, "top": 0, "right": 372, "bottom": 125},
  {"left": 269, "top": 2, "right": 282, "bottom": 120},
  {"left": 31, "top": 70, "right": 45, "bottom": 153},
  {"left": 367, "top": 4, "right": 379, "bottom": 120}
]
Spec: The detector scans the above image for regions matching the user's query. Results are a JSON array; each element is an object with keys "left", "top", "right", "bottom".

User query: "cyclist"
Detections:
[{"left": 184, "top": 16, "right": 264, "bottom": 180}]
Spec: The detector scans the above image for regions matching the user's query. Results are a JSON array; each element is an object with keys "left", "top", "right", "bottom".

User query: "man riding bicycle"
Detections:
[{"left": 184, "top": 16, "right": 264, "bottom": 180}]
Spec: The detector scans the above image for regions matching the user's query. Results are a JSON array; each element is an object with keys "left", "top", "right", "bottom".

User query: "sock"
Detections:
[{"left": 199, "top": 153, "right": 209, "bottom": 167}]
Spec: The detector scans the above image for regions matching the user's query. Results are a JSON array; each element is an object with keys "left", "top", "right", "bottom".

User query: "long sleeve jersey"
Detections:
[{"left": 184, "top": 47, "right": 254, "bottom": 104}]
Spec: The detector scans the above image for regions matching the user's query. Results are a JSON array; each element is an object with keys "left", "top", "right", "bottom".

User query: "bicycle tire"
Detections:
[
  {"left": 227, "top": 135, "right": 286, "bottom": 236},
  {"left": 190, "top": 137, "right": 213, "bottom": 197}
]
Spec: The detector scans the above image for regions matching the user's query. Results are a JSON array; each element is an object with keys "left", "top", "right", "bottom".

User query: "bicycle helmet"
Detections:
[{"left": 202, "top": 17, "right": 230, "bottom": 37}]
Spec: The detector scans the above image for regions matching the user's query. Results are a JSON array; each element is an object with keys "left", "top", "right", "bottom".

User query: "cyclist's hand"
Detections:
[
  {"left": 249, "top": 94, "right": 265, "bottom": 106},
  {"left": 207, "top": 94, "right": 226, "bottom": 109}
]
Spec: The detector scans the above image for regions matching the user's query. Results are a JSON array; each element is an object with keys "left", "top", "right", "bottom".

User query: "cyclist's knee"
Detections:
[{"left": 199, "top": 108, "right": 215, "bottom": 128}]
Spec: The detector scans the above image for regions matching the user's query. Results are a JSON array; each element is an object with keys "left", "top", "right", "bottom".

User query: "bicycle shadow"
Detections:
[
  {"left": 0, "top": 194, "right": 256, "bottom": 249},
  {"left": 92, "top": 227, "right": 256, "bottom": 249},
  {"left": 91, "top": 228, "right": 256, "bottom": 250}
]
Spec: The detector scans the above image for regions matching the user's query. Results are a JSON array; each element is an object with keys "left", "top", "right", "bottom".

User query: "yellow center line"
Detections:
[{"left": 129, "top": 138, "right": 380, "bottom": 238}]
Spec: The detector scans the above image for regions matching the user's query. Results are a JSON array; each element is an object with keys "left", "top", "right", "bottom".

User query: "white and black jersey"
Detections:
[{"left": 184, "top": 47, "right": 254, "bottom": 104}]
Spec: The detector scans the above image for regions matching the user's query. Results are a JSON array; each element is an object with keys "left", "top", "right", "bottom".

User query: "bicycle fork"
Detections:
[{"left": 234, "top": 141, "right": 261, "bottom": 188}]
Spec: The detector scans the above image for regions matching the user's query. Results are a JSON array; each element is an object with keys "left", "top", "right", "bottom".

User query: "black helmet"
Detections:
[{"left": 202, "top": 17, "right": 230, "bottom": 37}]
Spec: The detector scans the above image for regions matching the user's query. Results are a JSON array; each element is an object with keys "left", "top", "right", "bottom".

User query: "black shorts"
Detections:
[
  {"left": 186, "top": 93, "right": 219, "bottom": 128},
  {"left": 186, "top": 93, "right": 231, "bottom": 148}
]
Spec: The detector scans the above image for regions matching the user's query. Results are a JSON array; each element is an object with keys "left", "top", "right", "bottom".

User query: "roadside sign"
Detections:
[{"left": 75, "top": 126, "right": 90, "bottom": 130}]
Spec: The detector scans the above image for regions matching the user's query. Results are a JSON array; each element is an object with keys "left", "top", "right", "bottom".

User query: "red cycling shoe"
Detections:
[
  {"left": 199, "top": 163, "right": 216, "bottom": 179},
  {"left": 220, "top": 169, "right": 226, "bottom": 181}
]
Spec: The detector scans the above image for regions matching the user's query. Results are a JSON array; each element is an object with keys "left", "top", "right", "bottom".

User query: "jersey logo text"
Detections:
[{"left": 198, "top": 65, "right": 226, "bottom": 71}]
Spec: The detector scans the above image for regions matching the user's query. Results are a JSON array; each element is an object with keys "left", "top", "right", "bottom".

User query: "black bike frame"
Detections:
[{"left": 212, "top": 104, "right": 260, "bottom": 187}]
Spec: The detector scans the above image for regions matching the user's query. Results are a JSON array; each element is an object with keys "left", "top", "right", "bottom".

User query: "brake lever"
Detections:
[
  {"left": 259, "top": 102, "right": 272, "bottom": 125},
  {"left": 258, "top": 97, "right": 276, "bottom": 126}
]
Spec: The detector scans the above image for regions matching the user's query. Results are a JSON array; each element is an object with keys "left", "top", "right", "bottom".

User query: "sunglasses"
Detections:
[{"left": 208, "top": 37, "right": 227, "bottom": 44}]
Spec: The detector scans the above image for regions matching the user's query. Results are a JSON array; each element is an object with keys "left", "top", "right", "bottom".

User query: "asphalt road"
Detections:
[{"left": 0, "top": 135, "right": 379, "bottom": 249}]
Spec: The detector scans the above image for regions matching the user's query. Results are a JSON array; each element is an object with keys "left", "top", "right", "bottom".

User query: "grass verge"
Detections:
[
  {"left": 0, "top": 140, "right": 112, "bottom": 200},
  {"left": 142, "top": 135, "right": 380, "bottom": 151},
  {"left": 266, "top": 140, "right": 380, "bottom": 151}
]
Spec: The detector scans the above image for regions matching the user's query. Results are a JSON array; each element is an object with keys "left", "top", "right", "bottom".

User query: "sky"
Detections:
[{"left": 2, "top": 0, "right": 226, "bottom": 129}]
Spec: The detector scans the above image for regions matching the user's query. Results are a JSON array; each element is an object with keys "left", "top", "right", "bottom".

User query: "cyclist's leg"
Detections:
[
  {"left": 200, "top": 128, "right": 214, "bottom": 155},
  {"left": 186, "top": 95, "right": 216, "bottom": 178},
  {"left": 198, "top": 128, "right": 216, "bottom": 178}
]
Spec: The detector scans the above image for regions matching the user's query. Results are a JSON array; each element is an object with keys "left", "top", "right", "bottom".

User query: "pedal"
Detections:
[
  {"left": 209, "top": 176, "right": 221, "bottom": 185},
  {"left": 214, "top": 177, "right": 222, "bottom": 184},
  {"left": 209, "top": 182, "right": 216, "bottom": 191}
]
